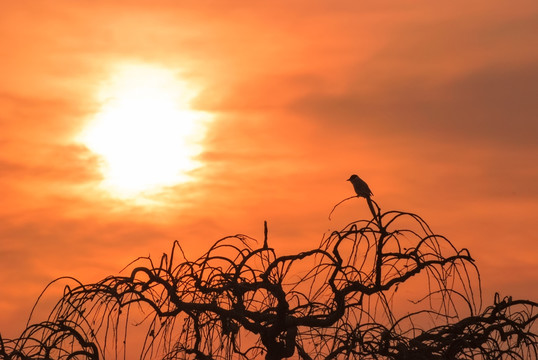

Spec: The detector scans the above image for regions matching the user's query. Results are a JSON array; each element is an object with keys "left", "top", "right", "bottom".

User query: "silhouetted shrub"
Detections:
[{"left": 1, "top": 199, "right": 536, "bottom": 359}]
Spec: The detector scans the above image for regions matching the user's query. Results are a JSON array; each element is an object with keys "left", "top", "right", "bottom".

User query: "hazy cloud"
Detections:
[{"left": 292, "top": 61, "right": 538, "bottom": 145}]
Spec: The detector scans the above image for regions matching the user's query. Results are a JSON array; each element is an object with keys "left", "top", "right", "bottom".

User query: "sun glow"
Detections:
[{"left": 79, "top": 64, "right": 210, "bottom": 198}]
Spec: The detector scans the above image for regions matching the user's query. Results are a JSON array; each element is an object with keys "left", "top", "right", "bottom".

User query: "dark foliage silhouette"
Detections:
[{"left": 1, "top": 198, "right": 536, "bottom": 359}]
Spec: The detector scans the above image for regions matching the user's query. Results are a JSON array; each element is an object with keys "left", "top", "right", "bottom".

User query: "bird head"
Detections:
[{"left": 347, "top": 174, "right": 358, "bottom": 182}]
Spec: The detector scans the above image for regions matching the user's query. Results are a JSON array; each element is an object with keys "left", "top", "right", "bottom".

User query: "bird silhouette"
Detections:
[
  {"left": 347, "top": 174, "right": 376, "bottom": 218},
  {"left": 347, "top": 174, "right": 373, "bottom": 198}
]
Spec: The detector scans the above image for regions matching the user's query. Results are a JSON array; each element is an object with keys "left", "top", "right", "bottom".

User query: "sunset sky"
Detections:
[{"left": 1, "top": 1, "right": 537, "bottom": 337}]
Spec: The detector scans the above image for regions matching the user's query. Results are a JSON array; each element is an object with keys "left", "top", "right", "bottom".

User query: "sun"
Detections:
[{"left": 78, "top": 63, "right": 210, "bottom": 198}]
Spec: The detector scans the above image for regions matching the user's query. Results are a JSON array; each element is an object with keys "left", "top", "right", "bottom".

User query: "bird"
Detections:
[
  {"left": 347, "top": 174, "right": 377, "bottom": 218},
  {"left": 347, "top": 174, "right": 373, "bottom": 199}
]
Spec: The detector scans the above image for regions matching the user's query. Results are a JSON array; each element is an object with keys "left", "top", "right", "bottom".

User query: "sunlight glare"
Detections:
[{"left": 79, "top": 63, "right": 210, "bottom": 198}]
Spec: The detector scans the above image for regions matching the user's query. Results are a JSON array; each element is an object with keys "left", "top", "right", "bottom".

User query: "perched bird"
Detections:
[
  {"left": 347, "top": 174, "right": 373, "bottom": 199},
  {"left": 347, "top": 174, "right": 376, "bottom": 218}
]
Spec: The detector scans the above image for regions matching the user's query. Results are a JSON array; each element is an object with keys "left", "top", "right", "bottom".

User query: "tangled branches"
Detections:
[{"left": 1, "top": 200, "right": 536, "bottom": 360}]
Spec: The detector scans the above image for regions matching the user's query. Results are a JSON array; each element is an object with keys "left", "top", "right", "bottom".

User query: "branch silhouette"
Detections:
[{"left": 1, "top": 197, "right": 536, "bottom": 360}]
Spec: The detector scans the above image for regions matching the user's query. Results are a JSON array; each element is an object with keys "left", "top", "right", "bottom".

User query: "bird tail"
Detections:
[{"left": 366, "top": 197, "right": 377, "bottom": 220}]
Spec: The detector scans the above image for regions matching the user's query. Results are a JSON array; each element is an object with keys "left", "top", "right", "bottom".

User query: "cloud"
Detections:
[
  {"left": 291, "top": 60, "right": 538, "bottom": 147},
  {"left": 284, "top": 3, "right": 538, "bottom": 146}
]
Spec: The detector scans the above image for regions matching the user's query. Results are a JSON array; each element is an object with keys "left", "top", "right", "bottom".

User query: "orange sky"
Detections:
[{"left": 1, "top": 0, "right": 537, "bottom": 338}]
